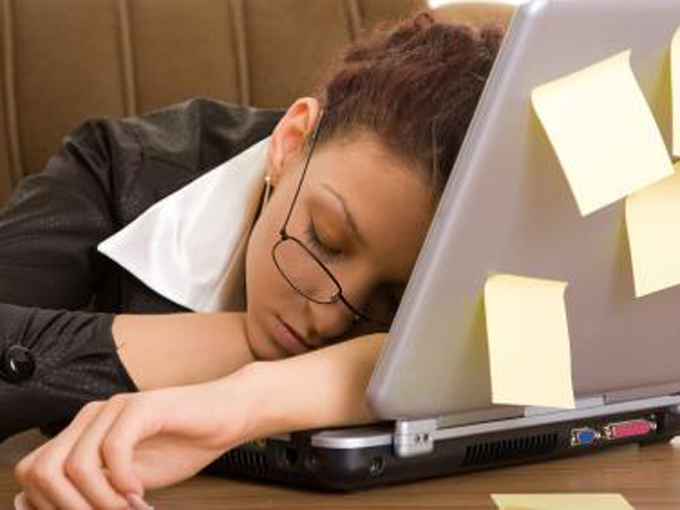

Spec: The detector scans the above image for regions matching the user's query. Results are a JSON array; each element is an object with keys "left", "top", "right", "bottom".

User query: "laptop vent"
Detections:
[
  {"left": 461, "top": 432, "right": 558, "bottom": 467},
  {"left": 214, "top": 448, "right": 269, "bottom": 476}
]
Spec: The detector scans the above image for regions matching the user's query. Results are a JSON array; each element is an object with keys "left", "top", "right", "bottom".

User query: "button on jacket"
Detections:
[{"left": 0, "top": 97, "right": 284, "bottom": 442}]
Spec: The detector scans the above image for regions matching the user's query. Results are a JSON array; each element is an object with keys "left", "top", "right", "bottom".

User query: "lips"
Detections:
[
  {"left": 272, "top": 315, "right": 313, "bottom": 355},
  {"left": 284, "top": 320, "right": 310, "bottom": 346}
]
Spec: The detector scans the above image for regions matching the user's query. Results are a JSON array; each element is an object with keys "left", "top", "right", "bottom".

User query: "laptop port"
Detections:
[
  {"left": 284, "top": 447, "right": 299, "bottom": 467},
  {"left": 570, "top": 427, "right": 599, "bottom": 446},
  {"left": 603, "top": 418, "right": 657, "bottom": 440},
  {"left": 369, "top": 456, "right": 385, "bottom": 476}
]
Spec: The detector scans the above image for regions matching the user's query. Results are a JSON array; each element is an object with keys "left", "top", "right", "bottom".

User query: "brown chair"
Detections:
[{"left": 0, "top": 0, "right": 516, "bottom": 207}]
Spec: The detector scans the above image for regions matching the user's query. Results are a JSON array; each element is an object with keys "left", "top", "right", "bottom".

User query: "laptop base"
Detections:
[{"left": 202, "top": 403, "right": 680, "bottom": 492}]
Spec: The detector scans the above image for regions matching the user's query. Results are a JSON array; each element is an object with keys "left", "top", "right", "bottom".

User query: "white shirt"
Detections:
[{"left": 96, "top": 137, "right": 270, "bottom": 312}]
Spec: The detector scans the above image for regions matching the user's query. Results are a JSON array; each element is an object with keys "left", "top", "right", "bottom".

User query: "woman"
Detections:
[{"left": 4, "top": 11, "right": 504, "bottom": 509}]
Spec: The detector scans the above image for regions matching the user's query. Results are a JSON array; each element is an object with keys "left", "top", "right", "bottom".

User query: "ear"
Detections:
[{"left": 265, "top": 97, "right": 321, "bottom": 187}]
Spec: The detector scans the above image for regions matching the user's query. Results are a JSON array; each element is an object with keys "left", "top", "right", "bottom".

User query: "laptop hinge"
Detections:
[
  {"left": 394, "top": 418, "right": 437, "bottom": 458},
  {"left": 604, "top": 382, "right": 680, "bottom": 405}
]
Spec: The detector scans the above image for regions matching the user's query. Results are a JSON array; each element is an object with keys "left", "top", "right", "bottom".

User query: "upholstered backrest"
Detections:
[{"left": 0, "top": 0, "right": 516, "bottom": 206}]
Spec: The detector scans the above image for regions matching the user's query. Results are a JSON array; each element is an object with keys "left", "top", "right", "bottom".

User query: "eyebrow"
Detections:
[{"left": 321, "top": 184, "right": 368, "bottom": 248}]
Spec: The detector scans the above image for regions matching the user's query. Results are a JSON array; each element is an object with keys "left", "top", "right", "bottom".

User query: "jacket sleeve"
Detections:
[
  {"left": 0, "top": 118, "right": 144, "bottom": 442},
  {"left": 0, "top": 301, "right": 139, "bottom": 443},
  {"left": 0, "top": 117, "right": 139, "bottom": 310}
]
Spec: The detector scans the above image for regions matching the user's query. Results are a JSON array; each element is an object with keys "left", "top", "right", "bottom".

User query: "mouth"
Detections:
[{"left": 271, "top": 315, "right": 313, "bottom": 355}]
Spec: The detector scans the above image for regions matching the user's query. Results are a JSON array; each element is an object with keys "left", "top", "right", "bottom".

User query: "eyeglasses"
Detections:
[{"left": 270, "top": 113, "right": 394, "bottom": 329}]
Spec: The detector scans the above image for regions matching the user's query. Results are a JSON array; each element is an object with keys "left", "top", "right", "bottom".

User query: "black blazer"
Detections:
[
  {"left": 0, "top": 97, "right": 284, "bottom": 314},
  {"left": 0, "top": 98, "right": 284, "bottom": 442}
]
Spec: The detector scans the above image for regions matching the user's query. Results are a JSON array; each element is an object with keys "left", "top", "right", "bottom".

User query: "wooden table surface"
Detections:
[{"left": 1, "top": 429, "right": 679, "bottom": 510}]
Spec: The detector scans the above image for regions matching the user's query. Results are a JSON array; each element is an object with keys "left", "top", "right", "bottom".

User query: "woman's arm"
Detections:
[
  {"left": 0, "top": 306, "right": 257, "bottom": 443},
  {"left": 12, "top": 331, "right": 389, "bottom": 508},
  {"left": 110, "top": 311, "right": 386, "bottom": 428},
  {"left": 111, "top": 311, "right": 257, "bottom": 391},
  {"left": 237, "top": 332, "right": 388, "bottom": 438}
]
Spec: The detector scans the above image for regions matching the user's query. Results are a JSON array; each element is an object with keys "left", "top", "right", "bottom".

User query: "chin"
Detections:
[
  {"left": 243, "top": 309, "right": 266, "bottom": 361},
  {"left": 247, "top": 309, "right": 288, "bottom": 361}
]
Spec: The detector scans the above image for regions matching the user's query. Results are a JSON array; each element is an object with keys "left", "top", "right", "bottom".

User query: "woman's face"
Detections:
[{"left": 243, "top": 100, "right": 434, "bottom": 360}]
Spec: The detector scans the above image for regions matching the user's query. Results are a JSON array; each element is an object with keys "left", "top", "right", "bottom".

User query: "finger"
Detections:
[
  {"left": 64, "top": 395, "right": 135, "bottom": 509},
  {"left": 15, "top": 443, "right": 64, "bottom": 510},
  {"left": 13, "top": 493, "right": 26, "bottom": 510},
  {"left": 126, "top": 493, "right": 155, "bottom": 510},
  {"left": 104, "top": 384, "right": 237, "bottom": 492},
  {"left": 21, "top": 488, "right": 57, "bottom": 510},
  {"left": 99, "top": 395, "right": 165, "bottom": 496},
  {"left": 14, "top": 438, "right": 52, "bottom": 477},
  {"left": 13, "top": 492, "right": 36, "bottom": 510},
  {"left": 18, "top": 404, "right": 106, "bottom": 510}
]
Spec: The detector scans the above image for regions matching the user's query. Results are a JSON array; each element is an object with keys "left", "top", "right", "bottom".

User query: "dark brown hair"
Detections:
[{"left": 313, "top": 10, "right": 504, "bottom": 206}]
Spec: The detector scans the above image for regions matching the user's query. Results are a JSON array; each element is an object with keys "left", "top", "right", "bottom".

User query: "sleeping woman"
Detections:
[{"left": 0, "top": 11, "right": 503, "bottom": 509}]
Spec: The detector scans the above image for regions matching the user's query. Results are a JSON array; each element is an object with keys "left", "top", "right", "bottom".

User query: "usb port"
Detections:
[
  {"left": 603, "top": 418, "right": 657, "bottom": 440},
  {"left": 570, "top": 427, "right": 599, "bottom": 446}
]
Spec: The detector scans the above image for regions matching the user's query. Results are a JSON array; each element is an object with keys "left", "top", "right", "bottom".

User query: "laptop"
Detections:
[{"left": 203, "top": 0, "right": 680, "bottom": 491}]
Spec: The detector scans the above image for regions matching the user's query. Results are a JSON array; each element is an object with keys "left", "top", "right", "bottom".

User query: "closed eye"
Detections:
[{"left": 305, "top": 219, "right": 343, "bottom": 261}]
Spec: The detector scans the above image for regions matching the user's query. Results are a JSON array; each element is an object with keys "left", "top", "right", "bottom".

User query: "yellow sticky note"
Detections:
[
  {"left": 625, "top": 161, "right": 680, "bottom": 297},
  {"left": 673, "top": 24, "right": 680, "bottom": 157},
  {"left": 484, "top": 274, "right": 575, "bottom": 409},
  {"left": 532, "top": 50, "right": 674, "bottom": 216},
  {"left": 491, "top": 493, "right": 635, "bottom": 510}
]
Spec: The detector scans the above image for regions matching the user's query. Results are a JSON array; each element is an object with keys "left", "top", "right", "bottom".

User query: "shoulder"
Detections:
[
  {"left": 120, "top": 97, "right": 285, "bottom": 173},
  {"left": 64, "top": 97, "right": 284, "bottom": 224}
]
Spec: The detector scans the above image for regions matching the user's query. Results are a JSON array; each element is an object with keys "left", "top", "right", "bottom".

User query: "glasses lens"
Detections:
[
  {"left": 273, "top": 238, "right": 339, "bottom": 303},
  {"left": 273, "top": 238, "right": 400, "bottom": 328}
]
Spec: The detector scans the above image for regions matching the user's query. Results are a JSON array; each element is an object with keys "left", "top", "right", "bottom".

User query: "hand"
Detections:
[{"left": 13, "top": 367, "right": 259, "bottom": 510}]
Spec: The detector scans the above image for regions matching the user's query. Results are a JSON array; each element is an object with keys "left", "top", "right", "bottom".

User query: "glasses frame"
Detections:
[{"left": 270, "top": 112, "right": 392, "bottom": 329}]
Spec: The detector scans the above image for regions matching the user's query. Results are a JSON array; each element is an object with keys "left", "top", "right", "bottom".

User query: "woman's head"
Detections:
[{"left": 244, "top": 11, "right": 504, "bottom": 360}]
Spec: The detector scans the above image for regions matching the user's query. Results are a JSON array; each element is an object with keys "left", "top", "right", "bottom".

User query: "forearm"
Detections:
[
  {"left": 112, "top": 311, "right": 256, "bottom": 391},
  {"left": 239, "top": 333, "right": 388, "bottom": 439}
]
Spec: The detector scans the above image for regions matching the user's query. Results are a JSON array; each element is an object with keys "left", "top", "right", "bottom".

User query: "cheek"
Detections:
[
  {"left": 245, "top": 212, "right": 291, "bottom": 309},
  {"left": 245, "top": 222, "right": 273, "bottom": 301}
]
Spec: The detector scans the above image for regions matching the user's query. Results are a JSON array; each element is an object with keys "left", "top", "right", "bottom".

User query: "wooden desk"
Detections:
[{"left": 2, "top": 430, "right": 679, "bottom": 509}]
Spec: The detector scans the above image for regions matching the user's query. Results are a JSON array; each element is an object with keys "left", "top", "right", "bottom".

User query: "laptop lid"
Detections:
[{"left": 366, "top": 0, "right": 680, "bottom": 421}]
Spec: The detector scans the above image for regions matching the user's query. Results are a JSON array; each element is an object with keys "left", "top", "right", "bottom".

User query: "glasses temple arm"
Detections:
[{"left": 280, "top": 111, "right": 326, "bottom": 234}]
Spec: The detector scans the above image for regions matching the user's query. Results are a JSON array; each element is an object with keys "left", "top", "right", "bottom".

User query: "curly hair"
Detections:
[{"left": 313, "top": 10, "right": 505, "bottom": 205}]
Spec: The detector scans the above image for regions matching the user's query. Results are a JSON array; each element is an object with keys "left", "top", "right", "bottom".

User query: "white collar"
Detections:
[{"left": 97, "top": 137, "right": 270, "bottom": 312}]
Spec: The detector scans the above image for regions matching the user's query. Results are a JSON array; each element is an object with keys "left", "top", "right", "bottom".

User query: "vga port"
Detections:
[{"left": 570, "top": 427, "right": 600, "bottom": 446}]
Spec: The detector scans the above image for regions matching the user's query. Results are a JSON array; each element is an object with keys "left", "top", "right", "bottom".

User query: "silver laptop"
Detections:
[{"left": 205, "top": 0, "right": 680, "bottom": 490}]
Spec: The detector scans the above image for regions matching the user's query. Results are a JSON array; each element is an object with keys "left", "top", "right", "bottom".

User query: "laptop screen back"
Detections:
[{"left": 367, "top": 0, "right": 680, "bottom": 420}]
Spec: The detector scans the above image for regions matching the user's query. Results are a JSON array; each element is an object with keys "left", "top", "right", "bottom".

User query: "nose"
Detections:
[
  {"left": 308, "top": 270, "right": 381, "bottom": 341},
  {"left": 307, "top": 294, "right": 360, "bottom": 341}
]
